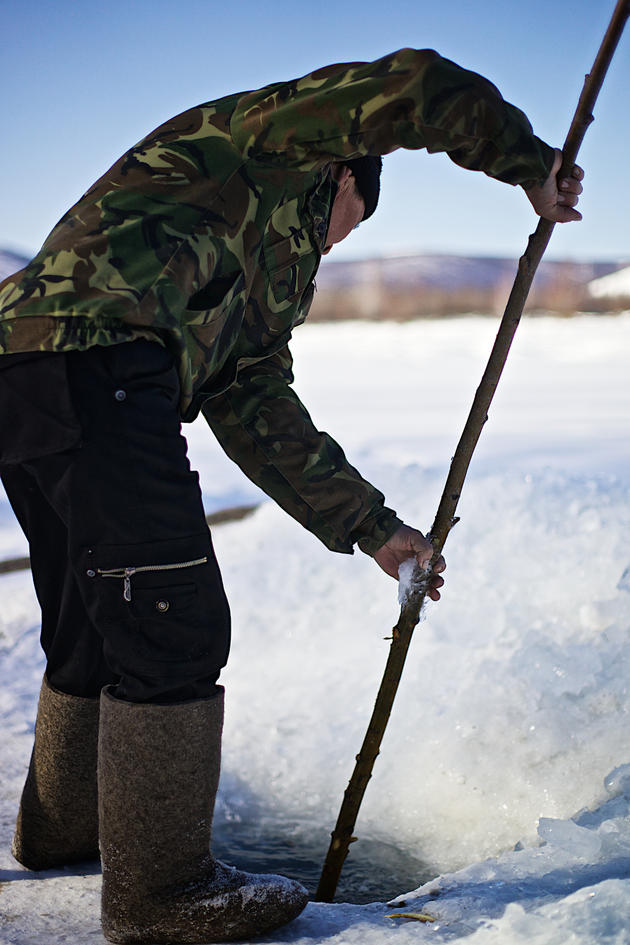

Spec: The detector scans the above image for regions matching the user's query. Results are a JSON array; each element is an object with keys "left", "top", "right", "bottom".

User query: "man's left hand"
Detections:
[{"left": 373, "top": 525, "right": 446, "bottom": 600}]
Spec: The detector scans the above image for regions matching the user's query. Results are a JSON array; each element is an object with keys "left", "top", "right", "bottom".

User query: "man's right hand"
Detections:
[{"left": 525, "top": 148, "right": 584, "bottom": 223}]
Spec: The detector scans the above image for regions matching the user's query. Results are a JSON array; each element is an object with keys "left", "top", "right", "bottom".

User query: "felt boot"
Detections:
[
  {"left": 12, "top": 675, "right": 100, "bottom": 870},
  {"left": 98, "top": 686, "right": 308, "bottom": 944}
]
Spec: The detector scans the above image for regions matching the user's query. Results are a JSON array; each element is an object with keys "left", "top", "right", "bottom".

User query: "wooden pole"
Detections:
[
  {"left": 0, "top": 505, "right": 259, "bottom": 575},
  {"left": 315, "top": 0, "right": 630, "bottom": 903}
]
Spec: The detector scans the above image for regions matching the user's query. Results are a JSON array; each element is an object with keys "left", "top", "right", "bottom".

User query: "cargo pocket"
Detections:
[
  {"left": 125, "top": 580, "right": 207, "bottom": 666},
  {"left": 83, "top": 536, "right": 231, "bottom": 680},
  {"left": 0, "top": 352, "right": 82, "bottom": 465}
]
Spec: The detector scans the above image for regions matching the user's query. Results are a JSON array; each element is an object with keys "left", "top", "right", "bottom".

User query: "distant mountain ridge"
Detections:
[
  {"left": 1, "top": 247, "right": 627, "bottom": 318},
  {"left": 0, "top": 249, "right": 29, "bottom": 282},
  {"left": 316, "top": 254, "right": 619, "bottom": 291},
  {"left": 589, "top": 264, "right": 630, "bottom": 301},
  {"left": 312, "top": 254, "right": 628, "bottom": 319}
]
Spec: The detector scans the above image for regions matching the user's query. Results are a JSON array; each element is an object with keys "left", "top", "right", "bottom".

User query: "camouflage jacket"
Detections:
[{"left": 0, "top": 48, "right": 554, "bottom": 555}]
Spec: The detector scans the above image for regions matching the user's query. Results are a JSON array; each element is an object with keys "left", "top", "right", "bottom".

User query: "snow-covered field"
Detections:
[
  {"left": 590, "top": 264, "right": 630, "bottom": 300},
  {"left": 2, "top": 313, "right": 630, "bottom": 943}
]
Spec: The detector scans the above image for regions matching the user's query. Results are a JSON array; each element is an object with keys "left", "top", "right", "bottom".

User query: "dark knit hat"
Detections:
[{"left": 344, "top": 155, "right": 383, "bottom": 220}]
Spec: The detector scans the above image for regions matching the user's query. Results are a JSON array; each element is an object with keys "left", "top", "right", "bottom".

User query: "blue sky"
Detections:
[{"left": 2, "top": 0, "right": 629, "bottom": 263}]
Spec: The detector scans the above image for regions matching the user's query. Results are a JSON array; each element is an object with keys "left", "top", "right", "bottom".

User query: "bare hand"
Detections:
[
  {"left": 524, "top": 148, "right": 583, "bottom": 223},
  {"left": 373, "top": 525, "right": 446, "bottom": 601}
]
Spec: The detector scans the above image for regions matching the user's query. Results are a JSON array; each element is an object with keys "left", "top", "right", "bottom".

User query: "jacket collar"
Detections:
[{"left": 308, "top": 169, "right": 336, "bottom": 254}]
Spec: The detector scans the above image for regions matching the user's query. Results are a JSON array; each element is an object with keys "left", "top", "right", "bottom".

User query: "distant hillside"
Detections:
[
  {"left": 588, "top": 265, "right": 630, "bottom": 308},
  {"left": 0, "top": 249, "right": 29, "bottom": 282},
  {"left": 1, "top": 246, "right": 627, "bottom": 318},
  {"left": 311, "top": 254, "right": 626, "bottom": 320}
]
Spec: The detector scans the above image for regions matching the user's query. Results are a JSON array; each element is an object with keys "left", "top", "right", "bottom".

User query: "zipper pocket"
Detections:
[{"left": 97, "top": 557, "right": 208, "bottom": 602}]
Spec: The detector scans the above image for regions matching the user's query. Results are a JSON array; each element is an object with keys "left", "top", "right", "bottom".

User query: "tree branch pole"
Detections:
[{"left": 316, "top": 0, "right": 630, "bottom": 903}]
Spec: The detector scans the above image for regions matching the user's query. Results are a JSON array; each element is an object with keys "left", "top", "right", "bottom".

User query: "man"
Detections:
[{"left": 0, "top": 47, "right": 581, "bottom": 944}]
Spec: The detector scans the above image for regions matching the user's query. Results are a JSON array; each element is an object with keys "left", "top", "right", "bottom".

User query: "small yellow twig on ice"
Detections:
[{"left": 386, "top": 911, "right": 436, "bottom": 923}]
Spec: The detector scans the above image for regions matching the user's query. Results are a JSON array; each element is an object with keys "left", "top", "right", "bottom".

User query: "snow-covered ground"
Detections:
[
  {"left": 2, "top": 313, "right": 630, "bottom": 943},
  {"left": 589, "top": 265, "right": 630, "bottom": 300}
]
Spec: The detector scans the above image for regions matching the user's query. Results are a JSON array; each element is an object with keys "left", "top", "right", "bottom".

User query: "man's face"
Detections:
[{"left": 322, "top": 165, "right": 365, "bottom": 255}]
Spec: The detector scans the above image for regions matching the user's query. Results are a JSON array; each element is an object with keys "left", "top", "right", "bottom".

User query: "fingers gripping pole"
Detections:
[{"left": 315, "top": 0, "right": 630, "bottom": 904}]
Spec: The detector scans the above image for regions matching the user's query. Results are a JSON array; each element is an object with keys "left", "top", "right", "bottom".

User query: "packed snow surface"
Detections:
[{"left": 1, "top": 314, "right": 630, "bottom": 943}]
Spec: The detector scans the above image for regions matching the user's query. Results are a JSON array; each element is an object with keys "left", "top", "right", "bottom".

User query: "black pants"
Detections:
[{"left": 0, "top": 341, "right": 230, "bottom": 703}]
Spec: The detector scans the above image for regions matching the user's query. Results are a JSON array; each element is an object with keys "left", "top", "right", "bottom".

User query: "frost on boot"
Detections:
[
  {"left": 13, "top": 675, "right": 100, "bottom": 870},
  {"left": 104, "top": 858, "right": 308, "bottom": 944},
  {"left": 98, "top": 687, "right": 308, "bottom": 944}
]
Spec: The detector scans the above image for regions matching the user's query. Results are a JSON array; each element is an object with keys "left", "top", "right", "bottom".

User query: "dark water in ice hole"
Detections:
[{"left": 212, "top": 807, "right": 435, "bottom": 905}]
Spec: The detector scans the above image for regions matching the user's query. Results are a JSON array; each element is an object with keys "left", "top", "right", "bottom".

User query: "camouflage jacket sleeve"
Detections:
[
  {"left": 231, "top": 47, "right": 554, "bottom": 187},
  {"left": 201, "top": 346, "right": 403, "bottom": 555}
]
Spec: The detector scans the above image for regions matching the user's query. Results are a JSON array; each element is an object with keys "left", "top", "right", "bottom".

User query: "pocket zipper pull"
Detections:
[
  {"left": 123, "top": 568, "right": 135, "bottom": 602},
  {"left": 98, "top": 557, "right": 208, "bottom": 602}
]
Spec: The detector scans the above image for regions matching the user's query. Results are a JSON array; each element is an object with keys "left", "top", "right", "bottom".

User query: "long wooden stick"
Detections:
[
  {"left": 0, "top": 505, "right": 259, "bottom": 575},
  {"left": 316, "top": 0, "right": 630, "bottom": 902}
]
